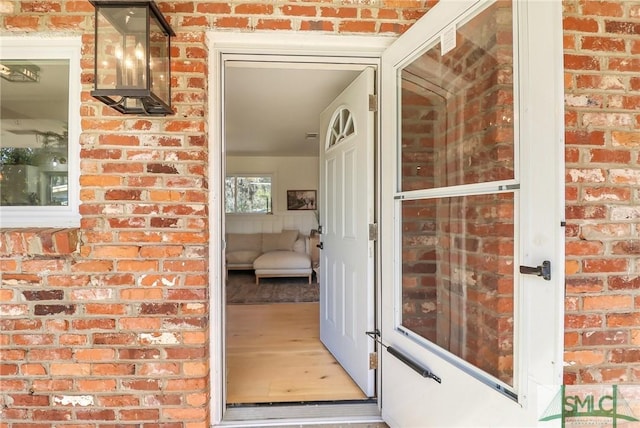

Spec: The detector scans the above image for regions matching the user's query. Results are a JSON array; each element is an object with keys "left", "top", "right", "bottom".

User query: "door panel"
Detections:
[
  {"left": 380, "top": 0, "right": 564, "bottom": 425},
  {"left": 319, "top": 68, "right": 375, "bottom": 397},
  {"left": 324, "top": 155, "right": 338, "bottom": 329}
]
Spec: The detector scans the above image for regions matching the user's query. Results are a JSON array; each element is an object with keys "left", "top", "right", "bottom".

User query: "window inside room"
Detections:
[
  {"left": 0, "top": 38, "right": 81, "bottom": 227},
  {"left": 225, "top": 175, "right": 272, "bottom": 214}
]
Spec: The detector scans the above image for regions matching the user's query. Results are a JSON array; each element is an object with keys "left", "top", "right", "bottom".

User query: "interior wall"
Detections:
[
  {"left": 225, "top": 155, "right": 319, "bottom": 234},
  {"left": 226, "top": 155, "right": 319, "bottom": 214},
  {"left": 227, "top": 156, "right": 319, "bottom": 205}
]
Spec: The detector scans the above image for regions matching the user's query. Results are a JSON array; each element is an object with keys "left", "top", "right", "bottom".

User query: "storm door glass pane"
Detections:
[
  {"left": 396, "top": 1, "right": 517, "bottom": 387},
  {"left": 401, "top": 194, "right": 515, "bottom": 385},
  {"left": 399, "top": 2, "right": 514, "bottom": 192}
]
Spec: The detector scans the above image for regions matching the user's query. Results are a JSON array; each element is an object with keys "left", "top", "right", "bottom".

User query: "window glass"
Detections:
[
  {"left": 399, "top": 2, "right": 514, "bottom": 192},
  {"left": 0, "top": 38, "right": 80, "bottom": 228},
  {"left": 328, "top": 108, "right": 355, "bottom": 148},
  {"left": 225, "top": 175, "right": 272, "bottom": 214},
  {"left": 396, "top": 2, "right": 516, "bottom": 387},
  {"left": 0, "top": 60, "right": 70, "bottom": 207},
  {"left": 401, "top": 193, "right": 515, "bottom": 385}
]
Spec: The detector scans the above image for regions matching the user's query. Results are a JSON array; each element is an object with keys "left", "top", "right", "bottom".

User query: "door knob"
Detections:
[{"left": 519, "top": 260, "right": 551, "bottom": 281}]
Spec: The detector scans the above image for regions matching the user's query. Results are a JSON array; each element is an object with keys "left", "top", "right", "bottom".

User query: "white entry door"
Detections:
[
  {"left": 319, "top": 67, "right": 375, "bottom": 397},
  {"left": 379, "top": 0, "right": 565, "bottom": 426}
]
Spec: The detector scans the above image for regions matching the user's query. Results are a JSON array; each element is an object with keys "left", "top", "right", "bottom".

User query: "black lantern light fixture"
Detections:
[{"left": 90, "top": 0, "right": 175, "bottom": 115}]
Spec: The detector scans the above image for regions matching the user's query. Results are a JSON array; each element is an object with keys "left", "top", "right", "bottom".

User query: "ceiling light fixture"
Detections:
[{"left": 0, "top": 63, "right": 40, "bottom": 83}]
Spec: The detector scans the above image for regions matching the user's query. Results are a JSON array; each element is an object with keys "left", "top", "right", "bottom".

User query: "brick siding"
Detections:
[
  {"left": 0, "top": 0, "right": 638, "bottom": 426},
  {"left": 562, "top": 0, "right": 640, "bottom": 385},
  {"left": 0, "top": 0, "right": 428, "bottom": 426}
]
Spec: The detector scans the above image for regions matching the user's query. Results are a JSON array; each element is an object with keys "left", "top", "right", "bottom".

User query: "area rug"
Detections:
[{"left": 226, "top": 271, "right": 319, "bottom": 304}]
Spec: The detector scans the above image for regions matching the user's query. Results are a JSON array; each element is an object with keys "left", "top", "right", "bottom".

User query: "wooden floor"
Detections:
[{"left": 226, "top": 302, "right": 367, "bottom": 404}]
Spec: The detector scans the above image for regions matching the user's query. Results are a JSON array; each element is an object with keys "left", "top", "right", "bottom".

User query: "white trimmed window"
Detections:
[
  {"left": 225, "top": 175, "right": 272, "bottom": 214},
  {"left": 0, "top": 37, "right": 81, "bottom": 228}
]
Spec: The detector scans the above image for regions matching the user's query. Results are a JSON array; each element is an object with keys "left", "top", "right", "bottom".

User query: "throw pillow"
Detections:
[{"left": 262, "top": 230, "right": 299, "bottom": 252}]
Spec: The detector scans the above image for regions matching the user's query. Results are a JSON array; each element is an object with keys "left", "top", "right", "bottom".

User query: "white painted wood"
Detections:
[
  {"left": 207, "top": 32, "right": 390, "bottom": 425},
  {"left": 379, "top": 0, "right": 565, "bottom": 426},
  {"left": 207, "top": 32, "right": 394, "bottom": 58},
  {"left": 208, "top": 34, "right": 227, "bottom": 425},
  {"left": 319, "top": 68, "right": 375, "bottom": 397}
]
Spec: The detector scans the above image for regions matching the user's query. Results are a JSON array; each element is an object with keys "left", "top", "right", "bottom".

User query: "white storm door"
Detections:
[
  {"left": 319, "top": 67, "right": 375, "bottom": 397},
  {"left": 380, "top": 1, "right": 565, "bottom": 427}
]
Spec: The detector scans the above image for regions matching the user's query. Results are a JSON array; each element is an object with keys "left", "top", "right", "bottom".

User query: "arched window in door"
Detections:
[{"left": 327, "top": 107, "right": 355, "bottom": 148}]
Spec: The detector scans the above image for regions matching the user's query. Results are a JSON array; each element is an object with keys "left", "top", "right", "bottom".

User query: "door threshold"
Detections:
[{"left": 220, "top": 400, "right": 382, "bottom": 427}]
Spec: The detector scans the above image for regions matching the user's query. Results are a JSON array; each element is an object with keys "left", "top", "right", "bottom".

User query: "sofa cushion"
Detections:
[
  {"left": 261, "top": 230, "right": 298, "bottom": 253},
  {"left": 226, "top": 250, "right": 261, "bottom": 265},
  {"left": 292, "top": 237, "right": 306, "bottom": 254},
  {"left": 226, "top": 233, "right": 262, "bottom": 253},
  {"left": 253, "top": 250, "right": 311, "bottom": 270}
]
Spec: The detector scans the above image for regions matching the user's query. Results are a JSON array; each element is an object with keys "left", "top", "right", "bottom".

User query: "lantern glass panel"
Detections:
[
  {"left": 95, "top": 5, "right": 148, "bottom": 91},
  {"left": 149, "top": 15, "right": 169, "bottom": 106}
]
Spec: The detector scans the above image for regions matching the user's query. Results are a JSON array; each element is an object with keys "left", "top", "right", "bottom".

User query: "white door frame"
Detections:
[{"left": 206, "top": 31, "right": 393, "bottom": 425}]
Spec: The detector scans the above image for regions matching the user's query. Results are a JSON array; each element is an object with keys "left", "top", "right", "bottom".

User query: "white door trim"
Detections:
[{"left": 206, "top": 31, "right": 392, "bottom": 425}]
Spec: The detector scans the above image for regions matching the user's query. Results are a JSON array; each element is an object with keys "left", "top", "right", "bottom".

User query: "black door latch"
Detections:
[{"left": 519, "top": 260, "right": 551, "bottom": 281}]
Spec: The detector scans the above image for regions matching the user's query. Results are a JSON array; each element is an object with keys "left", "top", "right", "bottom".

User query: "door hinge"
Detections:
[
  {"left": 369, "top": 223, "right": 378, "bottom": 241},
  {"left": 369, "top": 352, "right": 378, "bottom": 370},
  {"left": 368, "top": 94, "right": 377, "bottom": 112}
]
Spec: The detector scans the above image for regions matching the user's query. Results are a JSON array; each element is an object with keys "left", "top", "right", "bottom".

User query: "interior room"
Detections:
[{"left": 223, "top": 63, "right": 371, "bottom": 405}]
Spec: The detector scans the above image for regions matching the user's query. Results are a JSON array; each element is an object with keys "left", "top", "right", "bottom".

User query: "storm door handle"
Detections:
[{"left": 519, "top": 260, "right": 551, "bottom": 281}]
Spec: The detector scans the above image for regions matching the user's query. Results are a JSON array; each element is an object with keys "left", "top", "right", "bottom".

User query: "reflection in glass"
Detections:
[
  {"left": 397, "top": 2, "right": 516, "bottom": 386},
  {"left": 401, "top": 194, "right": 515, "bottom": 385},
  {"left": 0, "top": 59, "right": 69, "bottom": 206},
  {"left": 400, "top": 2, "right": 514, "bottom": 192}
]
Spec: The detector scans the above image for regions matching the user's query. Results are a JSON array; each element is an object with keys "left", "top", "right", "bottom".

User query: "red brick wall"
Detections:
[
  {"left": 562, "top": 0, "right": 640, "bottom": 385},
  {"left": 0, "top": 0, "right": 639, "bottom": 425},
  {"left": 0, "top": 1, "right": 428, "bottom": 426}
]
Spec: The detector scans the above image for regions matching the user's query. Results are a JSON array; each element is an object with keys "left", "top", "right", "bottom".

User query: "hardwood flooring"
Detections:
[{"left": 226, "top": 302, "right": 367, "bottom": 404}]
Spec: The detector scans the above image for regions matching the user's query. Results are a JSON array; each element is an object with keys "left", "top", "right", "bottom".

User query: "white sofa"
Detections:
[{"left": 225, "top": 230, "right": 312, "bottom": 284}]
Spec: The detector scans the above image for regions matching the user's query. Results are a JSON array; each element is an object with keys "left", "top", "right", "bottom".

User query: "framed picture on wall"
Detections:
[{"left": 287, "top": 190, "right": 317, "bottom": 210}]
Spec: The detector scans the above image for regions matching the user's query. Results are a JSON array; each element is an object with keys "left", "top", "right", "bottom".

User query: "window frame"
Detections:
[
  {"left": 224, "top": 173, "right": 274, "bottom": 215},
  {"left": 0, "top": 37, "right": 81, "bottom": 228}
]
